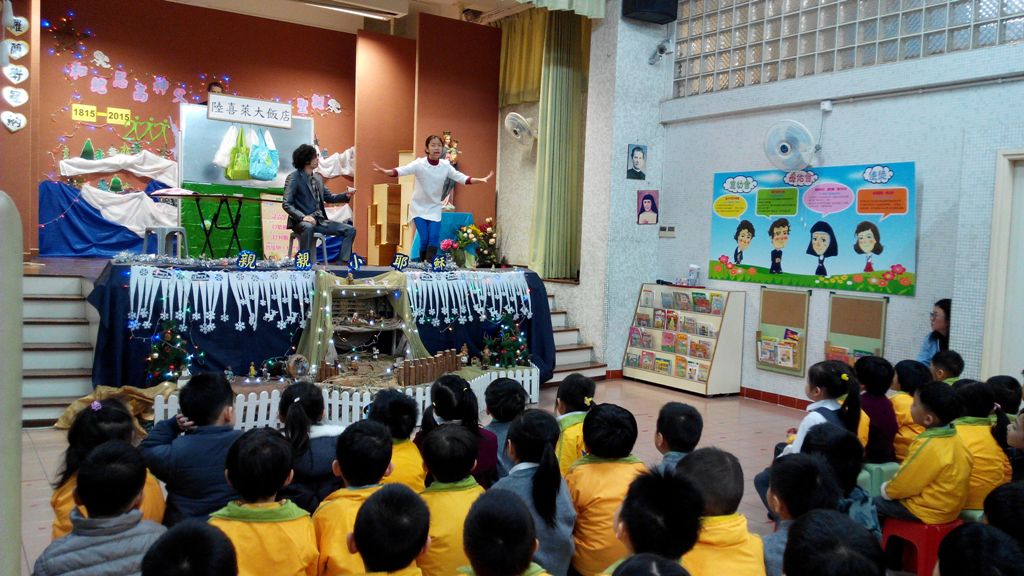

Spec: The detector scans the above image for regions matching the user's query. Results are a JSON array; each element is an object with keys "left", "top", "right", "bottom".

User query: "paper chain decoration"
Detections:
[
  {"left": 405, "top": 270, "right": 533, "bottom": 327},
  {"left": 128, "top": 265, "right": 316, "bottom": 333}
]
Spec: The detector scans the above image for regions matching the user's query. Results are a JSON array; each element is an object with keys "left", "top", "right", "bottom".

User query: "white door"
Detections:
[
  {"left": 998, "top": 162, "right": 1024, "bottom": 376},
  {"left": 985, "top": 155, "right": 1024, "bottom": 378}
]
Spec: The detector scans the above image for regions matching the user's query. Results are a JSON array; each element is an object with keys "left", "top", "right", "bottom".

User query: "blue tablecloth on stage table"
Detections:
[
  {"left": 87, "top": 264, "right": 555, "bottom": 388},
  {"left": 409, "top": 212, "right": 477, "bottom": 257}
]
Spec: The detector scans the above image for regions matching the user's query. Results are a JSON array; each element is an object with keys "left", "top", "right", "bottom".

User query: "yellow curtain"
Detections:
[
  {"left": 496, "top": 8, "right": 548, "bottom": 107},
  {"left": 518, "top": 0, "right": 605, "bottom": 19},
  {"left": 528, "top": 11, "right": 591, "bottom": 279}
]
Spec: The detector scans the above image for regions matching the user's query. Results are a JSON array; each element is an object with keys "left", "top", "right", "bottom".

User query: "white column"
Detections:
[{"left": 0, "top": 190, "right": 23, "bottom": 575}]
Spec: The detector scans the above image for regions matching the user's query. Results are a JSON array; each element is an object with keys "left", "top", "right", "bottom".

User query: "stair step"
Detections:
[
  {"left": 23, "top": 295, "right": 88, "bottom": 319},
  {"left": 22, "top": 275, "right": 83, "bottom": 296},
  {"left": 24, "top": 342, "right": 93, "bottom": 351},
  {"left": 555, "top": 343, "right": 594, "bottom": 366},
  {"left": 549, "top": 310, "right": 568, "bottom": 329},
  {"left": 23, "top": 343, "right": 94, "bottom": 370},
  {"left": 24, "top": 319, "right": 93, "bottom": 344},
  {"left": 24, "top": 294, "right": 86, "bottom": 301},
  {"left": 553, "top": 327, "right": 580, "bottom": 346},
  {"left": 547, "top": 361, "right": 608, "bottom": 384},
  {"left": 22, "top": 397, "right": 79, "bottom": 427},
  {"left": 23, "top": 368, "right": 94, "bottom": 400}
]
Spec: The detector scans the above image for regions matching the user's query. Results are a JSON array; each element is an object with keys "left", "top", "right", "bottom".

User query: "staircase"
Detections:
[
  {"left": 22, "top": 275, "right": 95, "bottom": 426},
  {"left": 547, "top": 293, "right": 607, "bottom": 384}
]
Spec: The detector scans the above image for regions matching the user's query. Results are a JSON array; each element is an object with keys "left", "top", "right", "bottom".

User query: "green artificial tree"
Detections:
[
  {"left": 145, "top": 320, "right": 190, "bottom": 384},
  {"left": 93, "top": 148, "right": 104, "bottom": 160},
  {"left": 80, "top": 138, "right": 95, "bottom": 160},
  {"left": 109, "top": 175, "right": 123, "bottom": 192},
  {"left": 484, "top": 314, "right": 531, "bottom": 368}
]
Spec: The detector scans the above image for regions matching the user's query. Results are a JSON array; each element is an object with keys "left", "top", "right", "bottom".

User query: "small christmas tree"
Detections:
[
  {"left": 109, "top": 175, "right": 124, "bottom": 192},
  {"left": 93, "top": 148, "right": 104, "bottom": 160},
  {"left": 107, "top": 145, "right": 119, "bottom": 157},
  {"left": 80, "top": 138, "right": 95, "bottom": 160},
  {"left": 484, "top": 314, "right": 531, "bottom": 368},
  {"left": 145, "top": 321, "right": 190, "bottom": 384}
]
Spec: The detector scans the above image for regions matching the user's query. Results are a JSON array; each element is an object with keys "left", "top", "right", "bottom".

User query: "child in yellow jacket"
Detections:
[
  {"left": 314, "top": 420, "right": 394, "bottom": 575},
  {"left": 51, "top": 399, "right": 165, "bottom": 539},
  {"left": 555, "top": 374, "right": 596, "bottom": 476},
  {"left": 952, "top": 380, "right": 1011, "bottom": 510},
  {"left": 565, "top": 404, "right": 648, "bottom": 576},
  {"left": 877, "top": 381, "right": 972, "bottom": 524},
  {"left": 367, "top": 389, "right": 426, "bottom": 492},
  {"left": 208, "top": 428, "right": 318, "bottom": 576},
  {"left": 462, "top": 489, "right": 553, "bottom": 576},
  {"left": 417, "top": 425, "right": 485, "bottom": 576},
  {"left": 890, "top": 360, "right": 932, "bottom": 461},
  {"left": 677, "top": 447, "right": 766, "bottom": 576},
  {"left": 350, "top": 484, "right": 431, "bottom": 576}
]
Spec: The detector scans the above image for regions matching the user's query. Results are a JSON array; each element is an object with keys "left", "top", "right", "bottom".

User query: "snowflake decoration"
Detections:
[
  {"left": 276, "top": 320, "right": 287, "bottom": 330},
  {"left": 160, "top": 312, "right": 170, "bottom": 320},
  {"left": 127, "top": 320, "right": 140, "bottom": 330},
  {"left": 235, "top": 321, "right": 245, "bottom": 331},
  {"left": 142, "top": 321, "right": 152, "bottom": 329},
  {"left": 191, "top": 312, "right": 201, "bottom": 321},
  {"left": 299, "top": 319, "right": 307, "bottom": 329},
  {"left": 175, "top": 311, "right": 186, "bottom": 321},
  {"left": 220, "top": 314, "right": 229, "bottom": 322},
  {"left": 138, "top": 308, "right": 149, "bottom": 318}
]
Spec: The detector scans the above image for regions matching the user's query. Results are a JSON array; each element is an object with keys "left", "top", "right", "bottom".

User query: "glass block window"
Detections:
[{"left": 674, "top": 0, "right": 1024, "bottom": 97}]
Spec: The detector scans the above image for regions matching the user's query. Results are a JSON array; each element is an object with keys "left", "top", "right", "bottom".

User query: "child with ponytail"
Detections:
[
  {"left": 416, "top": 374, "right": 499, "bottom": 488},
  {"left": 952, "top": 379, "right": 1011, "bottom": 510},
  {"left": 52, "top": 399, "right": 165, "bottom": 538},
  {"left": 492, "top": 409, "right": 576, "bottom": 576},
  {"left": 277, "top": 382, "right": 344, "bottom": 513},
  {"left": 555, "top": 373, "right": 597, "bottom": 475}
]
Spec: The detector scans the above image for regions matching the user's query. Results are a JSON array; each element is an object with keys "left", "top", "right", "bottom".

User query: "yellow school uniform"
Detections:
[
  {"left": 313, "top": 485, "right": 383, "bottom": 575},
  {"left": 51, "top": 471, "right": 166, "bottom": 539},
  {"left": 418, "top": 477, "right": 485, "bottom": 576},
  {"left": 838, "top": 395, "right": 871, "bottom": 447},
  {"left": 882, "top": 425, "right": 972, "bottom": 524},
  {"left": 557, "top": 413, "right": 587, "bottom": 476},
  {"left": 360, "top": 565, "right": 423, "bottom": 576},
  {"left": 209, "top": 500, "right": 318, "bottom": 576},
  {"left": 680, "top": 514, "right": 765, "bottom": 576},
  {"left": 953, "top": 417, "right": 1011, "bottom": 509},
  {"left": 890, "top": 392, "right": 925, "bottom": 462},
  {"left": 565, "top": 456, "right": 648, "bottom": 576},
  {"left": 458, "top": 562, "right": 551, "bottom": 576},
  {"left": 382, "top": 440, "right": 426, "bottom": 492}
]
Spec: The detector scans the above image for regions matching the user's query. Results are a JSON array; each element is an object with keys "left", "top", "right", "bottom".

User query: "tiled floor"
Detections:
[{"left": 19, "top": 379, "right": 805, "bottom": 575}]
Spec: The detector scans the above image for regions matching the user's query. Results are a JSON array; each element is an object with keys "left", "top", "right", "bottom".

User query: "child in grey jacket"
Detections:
[
  {"left": 34, "top": 441, "right": 166, "bottom": 576},
  {"left": 491, "top": 410, "right": 576, "bottom": 576}
]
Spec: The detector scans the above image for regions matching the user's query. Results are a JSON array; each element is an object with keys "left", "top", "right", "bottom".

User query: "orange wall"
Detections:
[
  {"left": 353, "top": 30, "right": 417, "bottom": 258},
  {"left": 415, "top": 14, "right": 501, "bottom": 223}
]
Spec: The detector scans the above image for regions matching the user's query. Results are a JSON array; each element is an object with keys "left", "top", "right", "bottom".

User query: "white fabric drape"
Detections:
[
  {"left": 60, "top": 150, "right": 179, "bottom": 186},
  {"left": 79, "top": 184, "right": 179, "bottom": 236}
]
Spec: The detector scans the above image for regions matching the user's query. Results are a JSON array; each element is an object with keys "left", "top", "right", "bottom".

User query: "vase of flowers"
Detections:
[
  {"left": 454, "top": 225, "right": 482, "bottom": 268},
  {"left": 476, "top": 218, "right": 503, "bottom": 268},
  {"left": 439, "top": 238, "right": 466, "bottom": 267}
]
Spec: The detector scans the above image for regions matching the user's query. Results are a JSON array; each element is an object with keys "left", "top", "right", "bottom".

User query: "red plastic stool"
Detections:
[{"left": 881, "top": 518, "right": 963, "bottom": 576}]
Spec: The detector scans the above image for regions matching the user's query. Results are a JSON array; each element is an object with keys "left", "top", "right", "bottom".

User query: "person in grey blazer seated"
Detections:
[{"left": 283, "top": 144, "right": 356, "bottom": 264}]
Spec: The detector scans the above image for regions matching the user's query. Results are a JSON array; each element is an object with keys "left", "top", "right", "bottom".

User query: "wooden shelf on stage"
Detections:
[{"left": 367, "top": 183, "right": 401, "bottom": 265}]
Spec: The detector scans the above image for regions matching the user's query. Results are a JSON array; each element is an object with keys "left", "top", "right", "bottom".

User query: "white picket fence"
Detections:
[{"left": 152, "top": 364, "right": 541, "bottom": 431}]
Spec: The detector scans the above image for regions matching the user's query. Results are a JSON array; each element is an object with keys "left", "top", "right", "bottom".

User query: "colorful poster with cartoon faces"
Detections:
[{"left": 708, "top": 162, "right": 916, "bottom": 295}]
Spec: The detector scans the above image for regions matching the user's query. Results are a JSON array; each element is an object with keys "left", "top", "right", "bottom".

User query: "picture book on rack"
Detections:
[
  {"left": 640, "top": 288, "right": 654, "bottom": 308},
  {"left": 665, "top": 310, "right": 679, "bottom": 331},
  {"left": 675, "top": 333, "right": 690, "bottom": 355},
  {"left": 636, "top": 313, "right": 651, "bottom": 328},
  {"left": 682, "top": 317, "right": 698, "bottom": 334},
  {"left": 654, "top": 358, "right": 671, "bottom": 375},
  {"left": 640, "top": 351, "right": 656, "bottom": 370},
  {"left": 777, "top": 342, "right": 795, "bottom": 368},
  {"left": 676, "top": 356, "right": 689, "bottom": 378},
  {"left": 625, "top": 352, "right": 640, "bottom": 368},
  {"left": 674, "top": 292, "right": 692, "bottom": 311},
  {"left": 629, "top": 327, "right": 643, "bottom": 347},
  {"left": 661, "top": 292, "right": 674, "bottom": 309},
  {"left": 697, "top": 362, "right": 710, "bottom": 382},
  {"left": 653, "top": 309, "right": 666, "bottom": 329},
  {"left": 691, "top": 291, "right": 711, "bottom": 313},
  {"left": 661, "top": 331, "right": 676, "bottom": 352},
  {"left": 641, "top": 331, "right": 653, "bottom": 349},
  {"left": 686, "top": 360, "right": 700, "bottom": 380},
  {"left": 689, "top": 339, "right": 712, "bottom": 360},
  {"left": 710, "top": 292, "right": 725, "bottom": 315},
  {"left": 697, "top": 322, "right": 717, "bottom": 338}
]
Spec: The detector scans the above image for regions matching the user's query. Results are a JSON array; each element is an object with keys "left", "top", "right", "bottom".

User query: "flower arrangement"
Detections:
[
  {"left": 476, "top": 218, "right": 505, "bottom": 268},
  {"left": 440, "top": 238, "right": 459, "bottom": 252},
  {"left": 455, "top": 225, "right": 482, "bottom": 250}
]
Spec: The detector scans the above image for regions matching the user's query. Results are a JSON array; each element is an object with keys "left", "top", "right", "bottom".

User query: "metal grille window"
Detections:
[{"left": 673, "top": 0, "right": 1024, "bottom": 97}]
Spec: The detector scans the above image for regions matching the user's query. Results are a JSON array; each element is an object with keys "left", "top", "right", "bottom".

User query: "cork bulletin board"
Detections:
[
  {"left": 756, "top": 287, "right": 810, "bottom": 377},
  {"left": 825, "top": 293, "right": 887, "bottom": 364}
]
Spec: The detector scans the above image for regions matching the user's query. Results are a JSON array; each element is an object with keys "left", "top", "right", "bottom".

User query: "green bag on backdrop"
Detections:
[{"left": 224, "top": 126, "right": 250, "bottom": 180}]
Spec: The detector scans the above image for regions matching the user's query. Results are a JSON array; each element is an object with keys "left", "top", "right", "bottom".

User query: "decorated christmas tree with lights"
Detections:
[
  {"left": 484, "top": 314, "right": 531, "bottom": 368},
  {"left": 146, "top": 321, "right": 190, "bottom": 384}
]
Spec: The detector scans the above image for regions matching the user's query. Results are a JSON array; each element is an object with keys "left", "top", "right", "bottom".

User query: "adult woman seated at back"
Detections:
[{"left": 917, "top": 298, "right": 951, "bottom": 366}]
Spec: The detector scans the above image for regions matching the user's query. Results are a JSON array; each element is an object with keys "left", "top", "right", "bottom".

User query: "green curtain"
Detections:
[
  {"left": 528, "top": 11, "right": 591, "bottom": 280},
  {"left": 496, "top": 8, "right": 548, "bottom": 107},
  {"left": 518, "top": 0, "right": 605, "bottom": 18}
]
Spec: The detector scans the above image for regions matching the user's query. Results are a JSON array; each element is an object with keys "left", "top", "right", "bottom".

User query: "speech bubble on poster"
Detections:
[
  {"left": 803, "top": 182, "right": 854, "bottom": 217},
  {"left": 713, "top": 194, "right": 748, "bottom": 219},
  {"left": 857, "top": 187, "right": 908, "bottom": 220},
  {"left": 723, "top": 175, "right": 758, "bottom": 194},
  {"left": 755, "top": 187, "right": 798, "bottom": 218}
]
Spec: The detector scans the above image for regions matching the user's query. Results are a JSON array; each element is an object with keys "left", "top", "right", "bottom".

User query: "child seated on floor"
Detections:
[
  {"left": 208, "top": 427, "right": 318, "bottom": 576},
  {"left": 676, "top": 447, "right": 766, "bottom": 576},
  {"left": 140, "top": 372, "right": 242, "bottom": 525},
  {"left": 762, "top": 454, "right": 842, "bottom": 576},
  {"left": 416, "top": 375, "right": 499, "bottom": 488},
  {"left": 278, "top": 382, "right": 345, "bottom": 513},
  {"left": 565, "top": 403, "right": 647, "bottom": 576},
  {"left": 854, "top": 356, "right": 898, "bottom": 463},
  {"left": 484, "top": 377, "right": 529, "bottom": 479},
  {"left": 931, "top": 349, "right": 965, "bottom": 384},
  {"left": 890, "top": 360, "right": 932, "bottom": 462},
  {"left": 936, "top": 523, "right": 1024, "bottom": 576},
  {"left": 607, "top": 468, "right": 704, "bottom": 572},
  {"left": 801, "top": 423, "right": 881, "bottom": 538},
  {"left": 35, "top": 441, "right": 167, "bottom": 576},
  {"left": 983, "top": 482, "right": 1024, "bottom": 549},
  {"left": 611, "top": 555, "right": 689, "bottom": 576},
  {"left": 782, "top": 510, "right": 885, "bottom": 576},
  {"left": 142, "top": 520, "right": 238, "bottom": 576},
  {"left": 876, "top": 381, "right": 972, "bottom": 524},
  {"left": 463, "top": 489, "right": 550, "bottom": 576},
  {"left": 417, "top": 425, "right": 486, "bottom": 576},
  {"left": 491, "top": 409, "right": 576, "bottom": 576},
  {"left": 368, "top": 389, "right": 426, "bottom": 491},
  {"left": 654, "top": 402, "right": 703, "bottom": 473},
  {"left": 350, "top": 484, "right": 431, "bottom": 576},
  {"left": 988, "top": 375, "right": 1024, "bottom": 480},
  {"left": 555, "top": 373, "right": 596, "bottom": 475},
  {"left": 51, "top": 398, "right": 165, "bottom": 539},
  {"left": 314, "top": 419, "right": 393, "bottom": 575},
  {"left": 952, "top": 379, "right": 1011, "bottom": 510}
]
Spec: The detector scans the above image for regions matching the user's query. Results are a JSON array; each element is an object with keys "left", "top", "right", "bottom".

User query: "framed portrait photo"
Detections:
[
  {"left": 637, "top": 189, "right": 659, "bottom": 225},
  {"left": 627, "top": 144, "right": 647, "bottom": 180}
]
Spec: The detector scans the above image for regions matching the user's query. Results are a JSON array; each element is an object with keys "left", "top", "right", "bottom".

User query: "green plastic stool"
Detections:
[
  {"left": 960, "top": 509, "right": 984, "bottom": 523},
  {"left": 861, "top": 462, "right": 901, "bottom": 498}
]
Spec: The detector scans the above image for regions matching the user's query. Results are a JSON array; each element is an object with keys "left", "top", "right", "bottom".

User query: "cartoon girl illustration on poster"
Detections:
[
  {"left": 853, "top": 221, "right": 884, "bottom": 272},
  {"left": 733, "top": 220, "right": 755, "bottom": 265},
  {"left": 806, "top": 221, "right": 838, "bottom": 276}
]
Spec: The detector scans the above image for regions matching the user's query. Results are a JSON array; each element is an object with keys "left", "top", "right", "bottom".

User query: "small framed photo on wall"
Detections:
[
  {"left": 637, "top": 190, "right": 659, "bottom": 225},
  {"left": 627, "top": 144, "right": 647, "bottom": 180}
]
